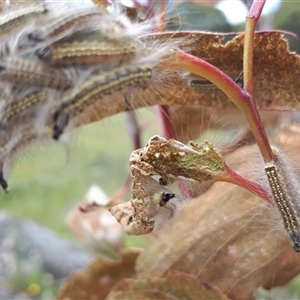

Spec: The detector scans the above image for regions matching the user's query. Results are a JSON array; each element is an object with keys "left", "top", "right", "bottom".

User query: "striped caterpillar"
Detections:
[
  {"left": 35, "top": 40, "right": 137, "bottom": 67},
  {"left": 52, "top": 65, "right": 152, "bottom": 140},
  {"left": 0, "top": 1, "right": 158, "bottom": 191},
  {"left": 264, "top": 147, "right": 300, "bottom": 252},
  {"left": 0, "top": 57, "right": 72, "bottom": 90}
]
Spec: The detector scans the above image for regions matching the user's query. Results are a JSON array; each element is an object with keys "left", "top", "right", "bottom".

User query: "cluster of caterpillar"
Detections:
[
  {"left": 0, "top": 1, "right": 178, "bottom": 191},
  {"left": 0, "top": 1, "right": 251, "bottom": 193}
]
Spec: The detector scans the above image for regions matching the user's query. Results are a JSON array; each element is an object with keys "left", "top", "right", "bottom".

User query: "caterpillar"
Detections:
[
  {"left": 0, "top": 3, "right": 47, "bottom": 35},
  {"left": 0, "top": 57, "right": 72, "bottom": 90},
  {"left": 0, "top": 90, "right": 50, "bottom": 130},
  {"left": 36, "top": 40, "right": 137, "bottom": 67},
  {"left": 265, "top": 163, "right": 300, "bottom": 252},
  {"left": 52, "top": 65, "right": 152, "bottom": 140},
  {"left": 28, "top": 7, "right": 104, "bottom": 42}
]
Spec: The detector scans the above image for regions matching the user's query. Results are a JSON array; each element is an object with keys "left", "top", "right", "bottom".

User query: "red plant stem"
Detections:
[
  {"left": 157, "top": 105, "right": 173, "bottom": 139},
  {"left": 243, "top": 0, "right": 265, "bottom": 106},
  {"left": 242, "top": 1, "right": 275, "bottom": 162},
  {"left": 221, "top": 164, "right": 272, "bottom": 203},
  {"left": 168, "top": 49, "right": 274, "bottom": 163},
  {"left": 248, "top": 0, "right": 266, "bottom": 21}
]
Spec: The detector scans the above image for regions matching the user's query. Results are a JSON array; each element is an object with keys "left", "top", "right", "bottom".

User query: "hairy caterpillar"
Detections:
[
  {"left": 52, "top": 65, "right": 152, "bottom": 140},
  {"left": 27, "top": 3, "right": 149, "bottom": 44},
  {"left": 190, "top": 78, "right": 244, "bottom": 89},
  {"left": 0, "top": 124, "right": 52, "bottom": 192},
  {"left": 0, "top": 3, "right": 47, "bottom": 34},
  {"left": 188, "top": 71, "right": 244, "bottom": 90},
  {"left": 262, "top": 142, "right": 300, "bottom": 254},
  {"left": 0, "top": 57, "right": 72, "bottom": 90},
  {"left": 0, "top": 1, "right": 165, "bottom": 191},
  {"left": 36, "top": 40, "right": 137, "bottom": 67},
  {"left": 0, "top": 3, "right": 48, "bottom": 57},
  {"left": 265, "top": 162, "right": 300, "bottom": 252},
  {"left": 28, "top": 7, "right": 104, "bottom": 42},
  {"left": 0, "top": 90, "right": 49, "bottom": 130}
]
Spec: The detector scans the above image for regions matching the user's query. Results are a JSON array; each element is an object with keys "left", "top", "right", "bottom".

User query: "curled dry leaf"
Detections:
[
  {"left": 130, "top": 135, "right": 225, "bottom": 183},
  {"left": 57, "top": 248, "right": 141, "bottom": 300},
  {"left": 136, "top": 125, "right": 300, "bottom": 300},
  {"left": 109, "top": 168, "right": 182, "bottom": 235},
  {"left": 110, "top": 135, "right": 227, "bottom": 235},
  {"left": 106, "top": 270, "right": 230, "bottom": 300}
]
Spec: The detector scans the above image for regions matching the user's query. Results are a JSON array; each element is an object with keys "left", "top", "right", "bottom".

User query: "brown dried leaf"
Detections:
[
  {"left": 130, "top": 135, "right": 225, "bottom": 183},
  {"left": 109, "top": 168, "right": 182, "bottom": 235},
  {"left": 106, "top": 270, "right": 230, "bottom": 300},
  {"left": 138, "top": 32, "right": 300, "bottom": 111},
  {"left": 110, "top": 136, "right": 229, "bottom": 236},
  {"left": 57, "top": 248, "right": 141, "bottom": 300},
  {"left": 136, "top": 125, "right": 300, "bottom": 300}
]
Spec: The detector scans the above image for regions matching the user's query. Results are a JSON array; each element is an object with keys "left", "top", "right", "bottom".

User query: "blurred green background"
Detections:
[{"left": 0, "top": 108, "right": 158, "bottom": 239}]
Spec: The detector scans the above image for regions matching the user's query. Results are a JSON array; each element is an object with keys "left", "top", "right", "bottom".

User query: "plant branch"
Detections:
[
  {"left": 242, "top": 1, "right": 275, "bottom": 163},
  {"left": 221, "top": 164, "right": 272, "bottom": 203},
  {"left": 166, "top": 47, "right": 274, "bottom": 163}
]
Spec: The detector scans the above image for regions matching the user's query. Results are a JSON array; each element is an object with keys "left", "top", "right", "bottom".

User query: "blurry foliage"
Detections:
[
  {"left": 274, "top": 1, "right": 300, "bottom": 52},
  {"left": 0, "top": 109, "right": 157, "bottom": 238},
  {"left": 166, "top": 2, "right": 233, "bottom": 32},
  {"left": 9, "top": 270, "right": 58, "bottom": 300}
]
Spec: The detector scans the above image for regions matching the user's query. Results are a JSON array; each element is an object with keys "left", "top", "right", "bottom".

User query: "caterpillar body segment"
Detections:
[
  {"left": 0, "top": 166, "right": 8, "bottom": 193},
  {"left": 265, "top": 163, "right": 300, "bottom": 252},
  {"left": 36, "top": 40, "right": 137, "bottom": 67},
  {"left": 0, "top": 3, "right": 48, "bottom": 58},
  {"left": 0, "top": 3, "right": 47, "bottom": 35},
  {"left": 0, "top": 90, "right": 49, "bottom": 129},
  {"left": 0, "top": 57, "right": 72, "bottom": 90},
  {"left": 52, "top": 65, "right": 152, "bottom": 140},
  {"left": 27, "top": 7, "right": 104, "bottom": 43},
  {"left": 0, "top": 124, "right": 53, "bottom": 192}
]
